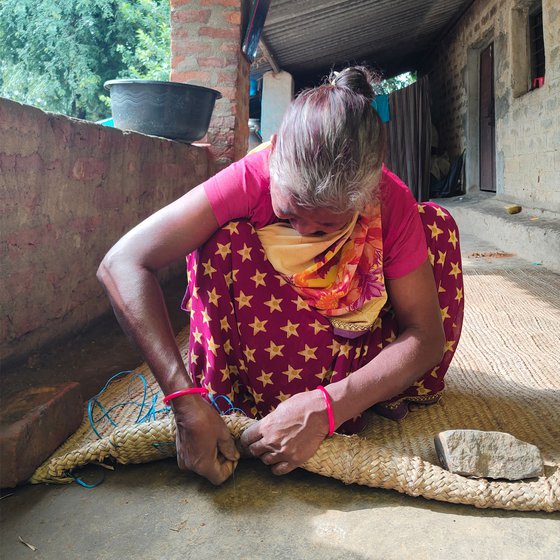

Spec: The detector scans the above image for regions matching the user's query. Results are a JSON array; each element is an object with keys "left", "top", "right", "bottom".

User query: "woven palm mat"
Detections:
[{"left": 32, "top": 266, "right": 560, "bottom": 512}]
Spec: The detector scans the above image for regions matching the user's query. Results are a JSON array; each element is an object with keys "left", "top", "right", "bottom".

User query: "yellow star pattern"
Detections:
[
  {"left": 250, "top": 270, "right": 267, "bottom": 288},
  {"left": 427, "top": 221, "right": 444, "bottom": 240},
  {"left": 237, "top": 243, "right": 252, "bottom": 262},
  {"left": 437, "top": 250, "right": 447, "bottom": 266},
  {"left": 204, "top": 382, "right": 216, "bottom": 397},
  {"left": 264, "top": 294, "right": 283, "bottom": 313},
  {"left": 310, "top": 319, "right": 329, "bottom": 335},
  {"left": 327, "top": 340, "right": 341, "bottom": 356},
  {"left": 265, "top": 341, "right": 285, "bottom": 359},
  {"left": 215, "top": 242, "right": 231, "bottom": 260},
  {"left": 192, "top": 328, "right": 203, "bottom": 344},
  {"left": 275, "top": 274, "right": 288, "bottom": 286},
  {"left": 243, "top": 345, "right": 256, "bottom": 363},
  {"left": 280, "top": 320, "right": 300, "bottom": 338},
  {"left": 417, "top": 204, "right": 425, "bottom": 214},
  {"left": 207, "top": 336, "right": 220, "bottom": 356},
  {"left": 385, "top": 330, "right": 397, "bottom": 344},
  {"left": 201, "top": 309, "right": 211, "bottom": 326},
  {"left": 438, "top": 283, "right": 446, "bottom": 293},
  {"left": 223, "top": 339, "right": 232, "bottom": 355},
  {"left": 277, "top": 391, "right": 292, "bottom": 402},
  {"left": 315, "top": 367, "right": 331, "bottom": 382},
  {"left": 191, "top": 285, "right": 199, "bottom": 299},
  {"left": 249, "top": 316, "right": 268, "bottom": 335},
  {"left": 232, "top": 269, "right": 239, "bottom": 282},
  {"left": 207, "top": 287, "right": 221, "bottom": 306},
  {"left": 444, "top": 340, "right": 456, "bottom": 353},
  {"left": 430, "top": 366, "right": 440, "bottom": 378},
  {"left": 440, "top": 306, "right": 451, "bottom": 321},
  {"left": 293, "top": 296, "right": 311, "bottom": 311},
  {"left": 249, "top": 388, "right": 264, "bottom": 405},
  {"left": 202, "top": 260, "right": 217, "bottom": 278},
  {"left": 339, "top": 342, "right": 352, "bottom": 358},
  {"left": 282, "top": 365, "right": 303, "bottom": 382},
  {"left": 455, "top": 287, "right": 463, "bottom": 302},
  {"left": 220, "top": 365, "right": 231, "bottom": 382},
  {"left": 298, "top": 344, "right": 318, "bottom": 362},
  {"left": 224, "top": 222, "right": 239, "bottom": 235},
  {"left": 428, "top": 247, "right": 435, "bottom": 266},
  {"left": 224, "top": 271, "right": 233, "bottom": 288},
  {"left": 413, "top": 379, "right": 431, "bottom": 396},
  {"left": 435, "top": 207, "right": 448, "bottom": 220},
  {"left": 235, "top": 291, "right": 253, "bottom": 309},
  {"left": 220, "top": 316, "right": 231, "bottom": 332},
  {"left": 448, "top": 229, "right": 458, "bottom": 250},
  {"left": 256, "top": 370, "right": 275, "bottom": 387},
  {"left": 449, "top": 262, "right": 462, "bottom": 279}
]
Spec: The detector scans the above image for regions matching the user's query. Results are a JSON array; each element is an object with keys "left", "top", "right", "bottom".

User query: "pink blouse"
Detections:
[{"left": 202, "top": 148, "right": 427, "bottom": 279}]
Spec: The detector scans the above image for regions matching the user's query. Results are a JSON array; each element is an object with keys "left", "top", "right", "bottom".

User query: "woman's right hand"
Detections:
[{"left": 172, "top": 395, "right": 240, "bottom": 485}]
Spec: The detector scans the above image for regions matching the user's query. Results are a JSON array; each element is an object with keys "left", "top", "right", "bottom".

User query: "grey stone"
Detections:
[{"left": 434, "top": 429, "right": 544, "bottom": 480}]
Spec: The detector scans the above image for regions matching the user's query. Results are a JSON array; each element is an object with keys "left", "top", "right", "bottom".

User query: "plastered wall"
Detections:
[{"left": 426, "top": 0, "right": 559, "bottom": 212}]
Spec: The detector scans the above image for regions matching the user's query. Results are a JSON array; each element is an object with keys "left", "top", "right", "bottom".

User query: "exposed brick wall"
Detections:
[
  {"left": 424, "top": 0, "right": 559, "bottom": 212},
  {"left": 0, "top": 98, "right": 211, "bottom": 365},
  {"left": 170, "top": 0, "right": 250, "bottom": 170}
]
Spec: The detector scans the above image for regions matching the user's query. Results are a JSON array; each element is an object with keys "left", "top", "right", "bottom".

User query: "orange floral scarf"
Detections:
[{"left": 257, "top": 204, "right": 386, "bottom": 338}]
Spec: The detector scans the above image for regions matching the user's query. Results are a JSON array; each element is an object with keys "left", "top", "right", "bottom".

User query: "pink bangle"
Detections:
[
  {"left": 163, "top": 387, "right": 209, "bottom": 406},
  {"left": 316, "top": 385, "right": 335, "bottom": 436}
]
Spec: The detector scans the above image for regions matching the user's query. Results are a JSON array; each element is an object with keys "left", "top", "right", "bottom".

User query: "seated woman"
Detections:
[{"left": 97, "top": 66, "right": 463, "bottom": 486}]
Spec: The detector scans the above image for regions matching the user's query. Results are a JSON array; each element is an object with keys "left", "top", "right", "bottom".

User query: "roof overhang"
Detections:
[{"left": 251, "top": 0, "right": 473, "bottom": 82}]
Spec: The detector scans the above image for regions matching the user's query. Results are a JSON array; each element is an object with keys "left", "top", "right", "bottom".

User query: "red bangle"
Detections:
[
  {"left": 316, "top": 385, "right": 335, "bottom": 436},
  {"left": 163, "top": 387, "right": 209, "bottom": 406}
]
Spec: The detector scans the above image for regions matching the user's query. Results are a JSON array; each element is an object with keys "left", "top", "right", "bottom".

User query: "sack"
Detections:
[{"left": 430, "top": 151, "right": 465, "bottom": 198}]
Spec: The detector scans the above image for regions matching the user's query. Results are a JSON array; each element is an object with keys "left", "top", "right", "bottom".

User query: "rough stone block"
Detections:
[
  {"left": 434, "top": 429, "right": 544, "bottom": 481},
  {"left": 0, "top": 383, "right": 83, "bottom": 487}
]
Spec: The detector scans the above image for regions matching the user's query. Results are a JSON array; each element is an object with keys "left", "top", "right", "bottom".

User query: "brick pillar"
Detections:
[{"left": 170, "top": 0, "right": 249, "bottom": 170}]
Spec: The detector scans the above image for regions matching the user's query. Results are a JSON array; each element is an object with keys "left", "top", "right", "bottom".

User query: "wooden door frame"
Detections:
[
  {"left": 466, "top": 35, "right": 496, "bottom": 194},
  {"left": 479, "top": 42, "right": 496, "bottom": 192}
]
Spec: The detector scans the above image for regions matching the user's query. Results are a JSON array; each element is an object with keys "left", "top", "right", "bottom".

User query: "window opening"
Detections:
[{"left": 529, "top": 5, "right": 545, "bottom": 89}]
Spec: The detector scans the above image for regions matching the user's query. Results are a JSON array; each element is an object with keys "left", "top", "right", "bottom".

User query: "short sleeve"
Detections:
[
  {"left": 202, "top": 148, "right": 275, "bottom": 229},
  {"left": 380, "top": 168, "right": 428, "bottom": 279}
]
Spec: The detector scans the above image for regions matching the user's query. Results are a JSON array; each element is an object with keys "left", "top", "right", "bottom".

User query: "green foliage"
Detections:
[
  {"left": 0, "top": 0, "right": 170, "bottom": 121},
  {"left": 376, "top": 71, "right": 417, "bottom": 95}
]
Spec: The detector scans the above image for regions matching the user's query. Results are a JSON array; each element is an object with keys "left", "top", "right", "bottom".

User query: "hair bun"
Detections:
[{"left": 329, "top": 66, "right": 376, "bottom": 101}]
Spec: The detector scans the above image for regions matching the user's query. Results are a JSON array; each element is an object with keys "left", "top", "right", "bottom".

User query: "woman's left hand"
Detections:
[{"left": 239, "top": 389, "right": 331, "bottom": 475}]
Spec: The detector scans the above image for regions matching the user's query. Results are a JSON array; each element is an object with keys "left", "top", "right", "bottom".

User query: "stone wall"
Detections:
[
  {"left": 425, "top": 0, "right": 559, "bottom": 212},
  {"left": 170, "top": 0, "right": 250, "bottom": 170},
  {"left": 0, "top": 98, "right": 210, "bottom": 366}
]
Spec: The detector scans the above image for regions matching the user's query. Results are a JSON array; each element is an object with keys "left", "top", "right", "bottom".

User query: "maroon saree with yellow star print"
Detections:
[{"left": 182, "top": 201, "right": 464, "bottom": 429}]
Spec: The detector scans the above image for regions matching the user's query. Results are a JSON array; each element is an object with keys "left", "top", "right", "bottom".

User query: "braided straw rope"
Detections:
[{"left": 31, "top": 267, "right": 560, "bottom": 512}]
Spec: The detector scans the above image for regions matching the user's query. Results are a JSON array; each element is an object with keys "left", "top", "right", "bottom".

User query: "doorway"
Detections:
[{"left": 479, "top": 42, "right": 496, "bottom": 192}]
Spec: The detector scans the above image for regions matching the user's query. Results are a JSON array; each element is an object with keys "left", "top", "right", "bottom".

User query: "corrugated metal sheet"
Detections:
[{"left": 252, "top": 0, "right": 472, "bottom": 78}]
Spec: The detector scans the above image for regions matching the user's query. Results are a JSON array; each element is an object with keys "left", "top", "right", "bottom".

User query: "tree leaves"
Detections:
[{"left": 0, "top": 0, "right": 170, "bottom": 120}]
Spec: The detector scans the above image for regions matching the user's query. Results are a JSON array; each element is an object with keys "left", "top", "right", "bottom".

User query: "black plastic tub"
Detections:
[{"left": 104, "top": 79, "right": 222, "bottom": 142}]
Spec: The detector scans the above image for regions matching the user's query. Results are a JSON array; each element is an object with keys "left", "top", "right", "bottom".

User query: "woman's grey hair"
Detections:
[{"left": 269, "top": 66, "right": 385, "bottom": 214}]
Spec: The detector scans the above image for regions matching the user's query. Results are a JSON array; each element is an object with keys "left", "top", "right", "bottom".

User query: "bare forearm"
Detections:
[
  {"left": 96, "top": 185, "right": 220, "bottom": 395},
  {"left": 327, "top": 327, "right": 444, "bottom": 427},
  {"left": 97, "top": 261, "right": 191, "bottom": 394}
]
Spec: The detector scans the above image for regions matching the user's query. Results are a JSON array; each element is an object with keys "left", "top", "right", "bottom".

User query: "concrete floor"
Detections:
[{"left": 1, "top": 229, "right": 560, "bottom": 559}]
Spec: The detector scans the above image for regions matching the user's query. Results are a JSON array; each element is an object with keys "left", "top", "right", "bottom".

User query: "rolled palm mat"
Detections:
[{"left": 32, "top": 267, "right": 560, "bottom": 512}]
